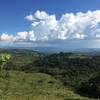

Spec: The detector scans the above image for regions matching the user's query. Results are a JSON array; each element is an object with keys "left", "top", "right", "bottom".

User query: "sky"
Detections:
[
  {"left": 0, "top": 0, "right": 100, "bottom": 33},
  {"left": 1, "top": 0, "right": 100, "bottom": 48}
]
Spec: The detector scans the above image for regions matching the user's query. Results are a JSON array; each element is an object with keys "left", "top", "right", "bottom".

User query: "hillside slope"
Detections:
[{"left": 0, "top": 71, "right": 88, "bottom": 100}]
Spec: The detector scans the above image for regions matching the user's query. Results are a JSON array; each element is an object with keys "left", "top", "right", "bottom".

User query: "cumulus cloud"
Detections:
[
  {"left": 0, "top": 31, "right": 36, "bottom": 42},
  {"left": 0, "top": 33, "right": 14, "bottom": 41},
  {"left": 1, "top": 10, "right": 100, "bottom": 41},
  {"left": 25, "top": 10, "right": 100, "bottom": 41},
  {"left": 25, "top": 14, "right": 34, "bottom": 21},
  {"left": 15, "top": 31, "right": 29, "bottom": 41}
]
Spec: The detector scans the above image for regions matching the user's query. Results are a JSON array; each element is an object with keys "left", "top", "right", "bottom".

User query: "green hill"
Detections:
[
  {"left": 1, "top": 49, "right": 100, "bottom": 99},
  {"left": 0, "top": 71, "right": 88, "bottom": 100}
]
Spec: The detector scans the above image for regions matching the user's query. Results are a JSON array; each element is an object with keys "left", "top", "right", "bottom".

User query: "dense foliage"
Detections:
[{"left": 1, "top": 49, "right": 100, "bottom": 99}]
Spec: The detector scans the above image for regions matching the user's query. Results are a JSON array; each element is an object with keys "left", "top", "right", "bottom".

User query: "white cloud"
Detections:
[
  {"left": 25, "top": 10, "right": 100, "bottom": 41},
  {"left": 34, "top": 10, "right": 49, "bottom": 20},
  {"left": 14, "top": 31, "right": 36, "bottom": 41},
  {"left": 15, "top": 31, "right": 29, "bottom": 41},
  {"left": 28, "top": 31, "right": 36, "bottom": 41},
  {"left": 0, "top": 31, "right": 36, "bottom": 42},
  {"left": 25, "top": 15, "right": 34, "bottom": 21},
  {"left": 1, "top": 10, "right": 100, "bottom": 42},
  {"left": 25, "top": 10, "right": 49, "bottom": 21},
  {"left": 0, "top": 33, "right": 14, "bottom": 41}
]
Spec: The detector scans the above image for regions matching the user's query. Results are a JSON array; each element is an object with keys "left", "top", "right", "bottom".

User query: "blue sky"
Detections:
[
  {"left": 1, "top": 0, "right": 100, "bottom": 49},
  {"left": 0, "top": 0, "right": 100, "bottom": 35}
]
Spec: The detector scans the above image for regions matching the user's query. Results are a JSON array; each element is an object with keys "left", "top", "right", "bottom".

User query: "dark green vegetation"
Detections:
[{"left": 1, "top": 49, "right": 100, "bottom": 99}]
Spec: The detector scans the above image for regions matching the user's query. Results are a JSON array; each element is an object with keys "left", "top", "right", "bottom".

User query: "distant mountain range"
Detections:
[{"left": 1, "top": 39, "right": 100, "bottom": 53}]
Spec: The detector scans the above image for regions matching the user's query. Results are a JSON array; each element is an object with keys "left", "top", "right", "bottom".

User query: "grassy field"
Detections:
[{"left": 0, "top": 70, "right": 89, "bottom": 100}]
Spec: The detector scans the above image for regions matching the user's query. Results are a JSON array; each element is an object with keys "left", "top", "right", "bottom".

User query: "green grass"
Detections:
[{"left": 0, "top": 70, "right": 89, "bottom": 100}]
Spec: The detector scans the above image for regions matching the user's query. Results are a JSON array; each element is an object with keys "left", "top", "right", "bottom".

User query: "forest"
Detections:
[{"left": 0, "top": 49, "right": 100, "bottom": 100}]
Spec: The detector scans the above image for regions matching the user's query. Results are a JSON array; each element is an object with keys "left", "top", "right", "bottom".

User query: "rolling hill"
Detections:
[{"left": 0, "top": 71, "right": 88, "bottom": 100}]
